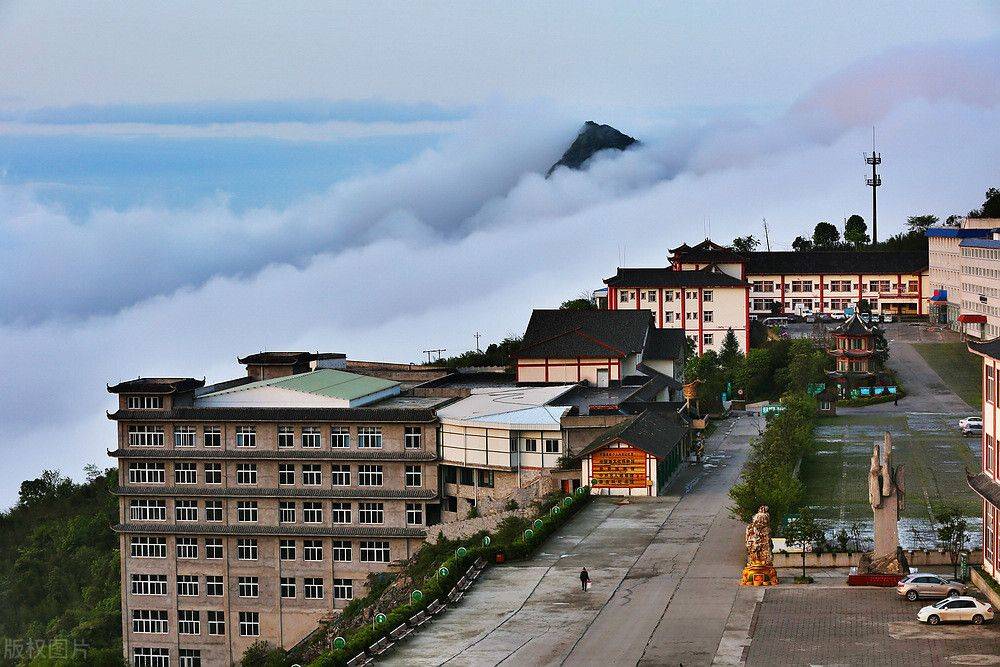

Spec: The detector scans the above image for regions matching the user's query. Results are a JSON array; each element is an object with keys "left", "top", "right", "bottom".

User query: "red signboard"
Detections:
[{"left": 590, "top": 447, "right": 648, "bottom": 488}]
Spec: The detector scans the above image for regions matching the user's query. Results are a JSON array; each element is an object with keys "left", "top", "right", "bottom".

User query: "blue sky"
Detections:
[{"left": 0, "top": 2, "right": 998, "bottom": 506}]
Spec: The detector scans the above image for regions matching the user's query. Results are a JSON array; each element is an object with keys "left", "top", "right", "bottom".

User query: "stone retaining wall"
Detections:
[
  {"left": 773, "top": 549, "right": 982, "bottom": 569},
  {"left": 425, "top": 507, "right": 534, "bottom": 544}
]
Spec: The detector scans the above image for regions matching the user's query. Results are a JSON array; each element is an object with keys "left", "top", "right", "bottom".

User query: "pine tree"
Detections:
[{"left": 720, "top": 328, "right": 742, "bottom": 368}]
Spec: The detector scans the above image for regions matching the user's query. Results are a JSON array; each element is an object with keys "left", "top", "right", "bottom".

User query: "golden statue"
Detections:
[{"left": 741, "top": 505, "right": 779, "bottom": 586}]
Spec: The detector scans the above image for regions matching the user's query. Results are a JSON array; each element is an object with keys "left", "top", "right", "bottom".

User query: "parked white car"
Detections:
[
  {"left": 960, "top": 416, "right": 983, "bottom": 430},
  {"left": 917, "top": 596, "right": 994, "bottom": 625},
  {"left": 881, "top": 313, "right": 894, "bottom": 323}
]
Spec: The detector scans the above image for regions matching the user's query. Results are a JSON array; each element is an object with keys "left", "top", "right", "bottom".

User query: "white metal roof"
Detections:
[{"left": 436, "top": 384, "right": 576, "bottom": 429}]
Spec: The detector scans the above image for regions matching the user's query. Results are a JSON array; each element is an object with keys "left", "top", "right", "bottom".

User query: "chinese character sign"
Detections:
[{"left": 590, "top": 447, "right": 648, "bottom": 488}]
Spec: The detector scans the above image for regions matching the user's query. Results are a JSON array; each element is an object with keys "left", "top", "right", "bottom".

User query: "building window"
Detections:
[
  {"left": 238, "top": 576, "right": 259, "bottom": 598},
  {"left": 130, "top": 536, "right": 167, "bottom": 558},
  {"left": 281, "top": 577, "right": 296, "bottom": 599},
  {"left": 829, "top": 280, "right": 851, "bottom": 292},
  {"left": 178, "top": 610, "right": 200, "bottom": 635},
  {"left": 174, "top": 425, "right": 196, "bottom": 447},
  {"left": 988, "top": 366, "right": 995, "bottom": 404},
  {"left": 174, "top": 462, "right": 197, "bottom": 484},
  {"left": 175, "top": 499, "right": 198, "bottom": 522},
  {"left": 236, "top": 463, "right": 257, "bottom": 485},
  {"left": 204, "top": 499, "right": 222, "bottom": 522},
  {"left": 619, "top": 291, "right": 629, "bottom": 303},
  {"left": 302, "top": 426, "right": 322, "bottom": 448},
  {"left": 664, "top": 312, "right": 674, "bottom": 323},
  {"left": 304, "top": 578, "right": 324, "bottom": 600},
  {"left": 279, "top": 501, "right": 296, "bottom": 523},
  {"left": 404, "top": 426, "right": 423, "bottom": 449},
  {"left": 133, "top": 647, "right": 170, "bottom": 667},
  {"left": 334, "top": 578, "right": 353, "bottom": 600},
  {"left": 358, "top": 427, "right": 382, "bottom": 448},
  {"left": 128, "top": 425, "right": 165, "bottom": 447},
  {"left": 206, "top": 575, "right": 224, "bottom": 596},
  {"left": 445, "top": 495, "right": 458, "bottom": 512},
  {"left": 205, "top": 538, "right": 223, "bottom": 559},
  {"left": 790, "top": 280, "right": 813, "bottom": 293},
  {"left": 207, "top": 611, "right": 225, "bottom": 636},
  {"left": 405, "top": 465, "right": 422, "bottom": 487},
  {"left": 204, "top": 462, "right": 221, "bottom": 484},
  {"left": 278, "top": 539, "right": 296, "bottom": 561},
  {"left": 664, "top": 290, "right": 673, "bottom": 302},
  {"left": 523, "top": 439, "right": 538, "bottom": 453},
  {"left": 703, "top": 310, "right": 713, "bottom": 323},
  {"left": 237, "top": 539, "right": 258, "bottom": 561},
  {"left": 478, "top": 469, "right": 494, "bottom": 488},
  {"left": 176, "top": 537, "right": 198, "bottom": 559},
  {"left": 130, "top": 499, "right": 166, "bottom": 521},
  {"left": 442, "top": 465, "right": 457, "bottom": 484},
  {"left": 544, "top": 438, "right": 560, "bottom": 453},
  {"left": 358, "top": 465, "right": 383, "bottom": 486},
  {"left": 360, "top": 541, "right": 390, "bottom": 563},
  {"left": 331, "top": 464, "right": 351, "bottom": 486},
  {"left": 359, "top": 502, "right": 384, "bottom": 524},
  {"left": 128, "top": 462, "right": 165, "bottom": 484},
  {"left": 703, "top": 290, "right": 713, "bottom": 302},
  {"left": 237, "top": 501, "right": 258, "bottom": 523},
  {"left": 703, "top": 333, "right": 714, "bottom": 346},
  {"left": 331, "top": 502, "right": 352, "bottom": 524},
  {"left": 279, "top": 463, "right": 295, "bottom": 485},
  {"left": 303, "top": 501, "right": 323, "bottom": 523},
  {"left": 304, "top": 539, "right": 324, "bottom": 561},
  {"left": 179, "top": 649, "right": 201, "bottom": 667},
  {"left": 869, "top": 280, "right": 891, "bottom": 293},
  {"left": 203, "top": 426, "right": 221, "bottom": 447},
  {"left": 132, "top": 609, "right": 168, "bottom": 634},
  {"left": 331, "top": 427, "right": 350, "bottom": 448},
  {"left": 406, "top": 503, "right": 423, "bottom": 525},
  {"left": 278, "top": 425, "right": 295, "bottom": 449},
  {"left": 126, "top": 395, "right": 165, "bottom": 411},
  {"left": 687, "top": 311, "right": 698, "bottom": 320},
  {"left": 177, "top": 575, "right": 199, "bottom": 596},
  {"left": 236, "top": 426, "right": 256, "bottom": 448},
  {"left": 302, "top": 464, "right": 322, "bottom": 485},
  {"left": 332, "top": 540, "right": 352, "bottom": 562},
  {"left": 131, "top": 573, "right": 168, "bottom": 596}
]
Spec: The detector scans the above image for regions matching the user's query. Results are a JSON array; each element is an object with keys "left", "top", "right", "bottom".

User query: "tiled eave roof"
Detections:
[
  {"left": 108, "top": 407, "right": 438, "bottom": 423},
  {"left": 116, "top": 486, "right": 437, "bottom": 500},
  {"left": 108, "top": 378, "right": 205, "bottom": 394},
  {"left": 108, "top": 448, "right": 437, "bottom": 462},
  {"left": 827, "top": 350, "right": 874, "bottom": 358},
  {"left": 604, "top": 266, "right": 746, "bottom": 288},
  {"left": 113, "top": 523, "right": 426, "bottom": 539},
  {"left": 969, "top": 339, "right": 1000, "bottom": 361},
  {"left": 968, "top": 472, "right": 1000, "bottom": 509},
  {"left": 745, "top": 251, "right": 927, "bottom": 275}
]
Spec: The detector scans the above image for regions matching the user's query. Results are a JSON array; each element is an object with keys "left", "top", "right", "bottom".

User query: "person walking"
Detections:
[
  {"left": 893, "top": 394, "right": 898, "bottom": 407},
  {"left": 580, "top": 567, "right": 590, "bottom": 591}
]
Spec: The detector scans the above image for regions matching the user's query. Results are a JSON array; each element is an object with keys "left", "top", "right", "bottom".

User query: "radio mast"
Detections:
[{"left": 865, "top": 127, "right": 882, "bottom": 243}]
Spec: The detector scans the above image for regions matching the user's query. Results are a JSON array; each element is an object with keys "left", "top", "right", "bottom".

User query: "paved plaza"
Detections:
[{"left": 747, "top": 584, "right": 1000, "bottom": 667}]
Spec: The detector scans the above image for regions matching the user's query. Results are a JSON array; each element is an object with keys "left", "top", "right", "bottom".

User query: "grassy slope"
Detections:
[{"left": 911, "top": 342, "right": 983, "bottom": 408}]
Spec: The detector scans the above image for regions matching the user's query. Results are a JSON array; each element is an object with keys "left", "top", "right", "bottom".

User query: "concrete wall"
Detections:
[{"left": 772, "top": 548, "right": 983, "bottom": 568}]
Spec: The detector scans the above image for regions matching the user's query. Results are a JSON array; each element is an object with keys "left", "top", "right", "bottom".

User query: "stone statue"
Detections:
[
  {"left": 741, "top": 505, "right": 778, "bottom": 586},
  {"left": 858, "top": 431, "right": 909, "bottom": 575}
]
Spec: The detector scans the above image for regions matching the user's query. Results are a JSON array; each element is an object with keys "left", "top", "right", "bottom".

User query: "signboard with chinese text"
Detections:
[{"left": 590, "top": 446, "right": 648, "bottom": 488}]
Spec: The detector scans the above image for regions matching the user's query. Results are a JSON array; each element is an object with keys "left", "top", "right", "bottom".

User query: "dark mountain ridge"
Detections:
[{"left": 546, "top": 120, "right": 638, "bottom": 177}]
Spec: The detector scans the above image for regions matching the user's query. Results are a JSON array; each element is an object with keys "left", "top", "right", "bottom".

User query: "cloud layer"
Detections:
[{"left": 1, "top": 37, "right": 998, "bottom": 507}]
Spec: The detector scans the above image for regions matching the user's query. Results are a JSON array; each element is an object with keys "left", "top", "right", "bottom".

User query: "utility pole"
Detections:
[
  {"left": 422, "top": 349, "right": 446, "bottom": 363},
  {"left": 474, "top": 332, "right": 483, "bottom": 353},
  {"left": 865, "top": 128, "right": 881, "bottom": 244},
  {"left": 762, "top": 218, "right": 771, "bottom": 251}
]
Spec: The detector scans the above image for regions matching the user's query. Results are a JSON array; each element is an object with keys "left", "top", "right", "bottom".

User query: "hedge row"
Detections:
[{"left": 310, "top": 487, "right": 593, "bottom": 666}]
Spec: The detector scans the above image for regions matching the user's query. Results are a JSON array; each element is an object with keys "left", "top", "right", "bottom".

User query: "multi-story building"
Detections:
[
  {"left": 826, "top": 313, "right": 880, "bottom": 389},
  {"left": 959, "top": 230, "right": 1000, "bottom": 340},
  {"left": 926, "top": 218, "right": 998, "bottom": 334},
  {"left": 604, "top": 239, "right": 930, "bottom": 353},
  {"left": 109, "top": 352, "right": 447, "bottom": 666},
  {"left": 967, "top": 339, "right": 1000, "bottom": 579}
]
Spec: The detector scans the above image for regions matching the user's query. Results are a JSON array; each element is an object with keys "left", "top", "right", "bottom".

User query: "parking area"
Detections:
[{"left": 747, "top": 582, "right": 1000, "bottom": 666}]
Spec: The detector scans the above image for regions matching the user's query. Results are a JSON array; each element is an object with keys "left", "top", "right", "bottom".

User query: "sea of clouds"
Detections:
[{"left": 0, "top": 38, "right": 998, "bottom": 507}]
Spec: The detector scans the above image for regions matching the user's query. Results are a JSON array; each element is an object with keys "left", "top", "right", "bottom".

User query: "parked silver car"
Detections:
[
  {"left": 918, "top": 596, "right": 994, "bottom": 625},
  {"left": 896, "top": 573, "right": 966, "bottom": 601}
]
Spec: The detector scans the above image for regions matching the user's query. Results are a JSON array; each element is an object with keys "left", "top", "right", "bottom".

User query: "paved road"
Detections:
[{"left": 383, "top": 415, "right": 759, "bottom": 667}]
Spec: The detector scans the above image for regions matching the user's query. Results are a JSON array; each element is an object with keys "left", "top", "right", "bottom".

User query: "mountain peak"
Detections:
[{"left": 546, "top": 121, "right": 638, "bottom": 177}]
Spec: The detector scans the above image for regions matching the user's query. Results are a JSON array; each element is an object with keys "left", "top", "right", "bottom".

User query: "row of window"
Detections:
[
  {"left": 987, "top": 366, "right": 1000, "bottom": 405},
  {"left": 621, "top": 289, "right": 716, "bottom": 303},
  {"left": 127, "top": 425, "right": 423, "bottom": 449},
  {"left": 749, "top": 298, "right": 880, "bottom": 312},
  {"left": 130, "top": 536, "right": 392, "bottom": 562},
  {"left": 128, "top": 499, "right": 424, "bottom": 525},
  {"left": 127, "top": 461, "right": 421, "bottom": 487},
  {"left": 133, "top": 609, "right": 259, "bottom": 636},
  {"left": 133, "top": 647, "right": 198, "bottom": 667},
  {"left": 131, "top": 573, "right": 355, "bottom": 600},
  {"left": 750, "top": 280, "right": 919, "bottom": 293}
]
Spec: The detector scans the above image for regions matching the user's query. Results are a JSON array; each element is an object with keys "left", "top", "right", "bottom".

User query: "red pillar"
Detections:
[
  {"left": 779, "top": 275, "right": 786, "bottom": 313},
  {"left": 819, "top": 274, "right": 825, "bottom": 313},
  {"left": 697, "top": 287, "right": 704, "bottom": 354}
]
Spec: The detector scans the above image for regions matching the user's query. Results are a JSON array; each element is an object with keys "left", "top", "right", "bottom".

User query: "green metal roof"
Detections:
[{"left": 202, "top": 369, "right": 399, "bottom": 401}]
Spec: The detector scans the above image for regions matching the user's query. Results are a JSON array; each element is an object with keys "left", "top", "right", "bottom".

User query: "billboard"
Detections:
[{"left": 590, "top": 446, "right": 649, "bottom": 488}]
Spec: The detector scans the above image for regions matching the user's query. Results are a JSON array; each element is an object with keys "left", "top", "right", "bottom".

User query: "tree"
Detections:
[
  {"left": 906, "top": 214, "right": 939, "bottom": 231},
  {"left": 784, "top": 507, "right": 826, "bottom": 581},
  {"left": 720, "top": 328, "right": 743, "bottom": 370},
  {"left": 559, "top": 297, "right": 596, "bottom": 310},
  {"left": 933, "top": 502, "right": 970, "bottom": 579},
  {"left": 730, "top": 235, "right": 760, "bottom": 253},
  {"left": 844, "top": 215, "right": 869, "bottom": 248},
  {"left": 241, "top": 641, "right": 288, "bottom": 667},
  {"left": 812, "top": 222, "right": 840, "bottom": 249},
  {"left": 968, "top": 187, "right": 1000, "bottom": 218},
  {"left": 791, "top": 236, "right": 814, "bottom": 252}
]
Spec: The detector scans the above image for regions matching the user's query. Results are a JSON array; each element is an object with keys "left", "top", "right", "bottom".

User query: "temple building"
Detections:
[{"left": 826, "top": 313, "right": 881, "bottom": 392}]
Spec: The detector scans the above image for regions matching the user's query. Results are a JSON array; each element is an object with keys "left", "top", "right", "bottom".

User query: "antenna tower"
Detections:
[{"left": 865, "top": 127, "right": 882, "bottom": 243}]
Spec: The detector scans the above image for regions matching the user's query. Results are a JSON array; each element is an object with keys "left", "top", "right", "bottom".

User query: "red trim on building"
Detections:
[
  {"left": 544, "top": 358, "right": 549, "bottom": 382},
  {"left": 744, "top": 286, "right": 751, "bottom": 351},
  {"left": 697, "top": 287, "right": 704, "bottom": 354},
  {"left": 858, "top": 274, "right": 863, "bottom": 306},
  {"left": 608, "top": 287, "right": 615, "bottom": 310},
  {"left": 779, "top": 275, "right": 786, "bottom": 314},
  {"left": 896, "top": 273, "right": 902, "bottom": 297},
  {"left": 918, "top": 274, "right": 924, "bottom": 315},
  {"left": 680, "top": 289, "right": 687, "bottom": 341},
  {"left": 819, "top": 274, "right": 825, "bottom": 313},
  {"left": 658, "top": 288, "right": 663, "bottom": 328}
]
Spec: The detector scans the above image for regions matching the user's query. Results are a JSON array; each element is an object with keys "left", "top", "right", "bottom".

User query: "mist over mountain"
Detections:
[{"left": 546, "top": 121, "right": 638, "bottom": 176}]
